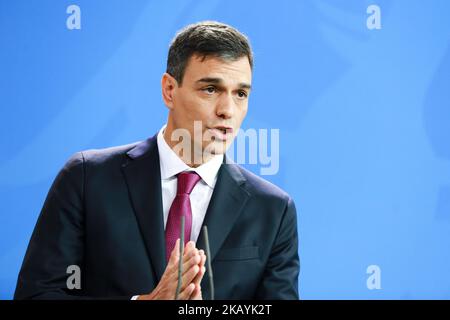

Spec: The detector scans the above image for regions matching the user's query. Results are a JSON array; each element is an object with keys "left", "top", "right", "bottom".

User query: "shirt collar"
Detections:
[{"left": 156, "top": 125, "right": 224, "bottom": 188}]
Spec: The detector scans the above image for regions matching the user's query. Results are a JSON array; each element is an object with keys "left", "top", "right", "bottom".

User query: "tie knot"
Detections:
[{"left": 176, "top": 171, "right": 201, "bottom": 195}]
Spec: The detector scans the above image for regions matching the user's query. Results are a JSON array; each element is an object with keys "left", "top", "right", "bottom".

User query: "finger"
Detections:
[
  {"left": 167, "top": 239, "right": 181, "bottom": 269},
  {"left": 181, "top": 250, "right": 201, "bottom": 276},
  {"left": 165, "top": 245, "right": 199, "bottom": 284},
  {"left": 191, "top": 252, "right": 206, "bottom": 285},
  {"left": 189, "top": 283, "right": 203, "bottom": 300},
  {"left": 166, "top": 242, "right": 199, "bottom": 283},
  {"left": 184, "top": 241, "right": 196, "bottom": 253},
  {"left": 180, "top": 263, "right": 200, "bottom": 291},
  {"left": 192, "top": 264, "right": 206, "bottom": 288},
  {"left": 198, "top": 250, "right": 206, "bottom": 267},
  {"left": 178, "top": 282, "right": 195, "bottom": 300},
  {"left": 182, "top": 241, "right": 197, "bottom": 263}
]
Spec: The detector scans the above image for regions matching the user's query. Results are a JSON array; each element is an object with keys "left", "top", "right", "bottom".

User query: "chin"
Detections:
[{"left": 209, "top": 142, "right": 229, "bottom": 155}]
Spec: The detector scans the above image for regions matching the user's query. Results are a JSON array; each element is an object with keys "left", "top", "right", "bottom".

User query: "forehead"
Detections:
[{"left": 183, "top": 54, "right": 252, "bottom": 85}]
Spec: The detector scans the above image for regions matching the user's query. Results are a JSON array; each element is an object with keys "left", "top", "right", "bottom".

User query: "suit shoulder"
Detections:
[
  {"left": 233, "top": 164, "right": 293, "bottom": 204},
  {"left": 71, "top": 141, "right": 141, "bottom": 166}
]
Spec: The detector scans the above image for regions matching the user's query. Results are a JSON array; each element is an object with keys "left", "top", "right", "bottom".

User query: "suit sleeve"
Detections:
[
  {"left": 14, "top": 152, "right": 131, "bottom": 300},
  {"left": 255, "top": 197, "right": 300, "bottom": 300}
]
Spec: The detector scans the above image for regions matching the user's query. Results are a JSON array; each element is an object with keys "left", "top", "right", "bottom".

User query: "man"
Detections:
[{"left": 14, "top": 21, "right": 299, "bottom": 300}]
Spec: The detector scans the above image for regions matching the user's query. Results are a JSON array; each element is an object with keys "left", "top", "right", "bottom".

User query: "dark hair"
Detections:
[{"left": 166, "top": 21, "right": 253, "bottom": 85}]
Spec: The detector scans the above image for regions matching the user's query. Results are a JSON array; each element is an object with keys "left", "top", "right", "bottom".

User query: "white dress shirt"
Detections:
[{"left": 157, "top": 124, "right": 223, "bottom": 243}]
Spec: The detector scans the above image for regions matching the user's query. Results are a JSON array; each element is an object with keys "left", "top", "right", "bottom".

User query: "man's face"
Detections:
[{"left": 163, "top": 54, "right": 252, "bottom": 163}]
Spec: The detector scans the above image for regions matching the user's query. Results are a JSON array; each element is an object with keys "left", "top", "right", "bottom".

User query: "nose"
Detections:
[{"left": 216, "top": 93, "right": 235, "bottom": 119}]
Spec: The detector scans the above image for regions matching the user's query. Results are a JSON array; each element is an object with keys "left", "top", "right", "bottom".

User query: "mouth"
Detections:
[{"left": 207, "top": 126, "right": 234, "bottom": 141}]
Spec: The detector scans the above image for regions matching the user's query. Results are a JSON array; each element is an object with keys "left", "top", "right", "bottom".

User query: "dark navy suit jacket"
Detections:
[{"left": 14, "top": 134, "right": 299, "bottom": 299}]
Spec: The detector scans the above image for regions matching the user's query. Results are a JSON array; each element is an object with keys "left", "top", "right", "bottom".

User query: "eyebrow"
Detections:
[{"left": 196, "top": 77, "right": 251, "bottom": 90}]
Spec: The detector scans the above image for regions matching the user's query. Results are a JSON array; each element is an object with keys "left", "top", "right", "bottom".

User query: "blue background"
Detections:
[{"left": 1, "top": 0, "right": 449, "bottom": 299}]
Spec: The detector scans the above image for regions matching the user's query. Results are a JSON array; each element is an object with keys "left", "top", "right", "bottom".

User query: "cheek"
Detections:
[
  {"left": 184, "top": 96, "right": 215, "bottom": 122},
  {"left": 237, "top": 103, "right": 248, "bottom": 121},
  {"left": 174, "top": 93, "right": 200, "bottom": 120}
]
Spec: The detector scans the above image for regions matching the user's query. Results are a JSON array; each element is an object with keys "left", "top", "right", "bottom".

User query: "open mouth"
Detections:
[{"left": 214, "top": 126, "right": 232, "bottom": 133}]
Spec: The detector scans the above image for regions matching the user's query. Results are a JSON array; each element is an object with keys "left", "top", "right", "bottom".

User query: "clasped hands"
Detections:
[{"left": 137, "top": 239, "right": 206, "bottom": 300}]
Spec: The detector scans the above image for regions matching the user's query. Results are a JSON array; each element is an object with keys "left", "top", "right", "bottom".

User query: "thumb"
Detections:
[{"left": 168, "top": 239, "right": 180, "bottom": 265}]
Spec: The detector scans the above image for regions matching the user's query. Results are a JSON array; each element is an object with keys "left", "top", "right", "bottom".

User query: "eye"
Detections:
[
  {"left": 237, "top": 90, "right": 248, "bottom": 99},
  {"left": 202, "top": 86, "right": 216, "bottom": 94}
]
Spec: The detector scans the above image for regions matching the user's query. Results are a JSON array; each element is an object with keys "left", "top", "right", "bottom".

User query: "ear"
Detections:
[{"left": 161, "top": 73, "right": 178, "bottom": 110}]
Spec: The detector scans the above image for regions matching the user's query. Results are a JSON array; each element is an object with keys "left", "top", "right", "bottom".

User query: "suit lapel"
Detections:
[
  {"left": 121, "top": 134, "right": 166, "bottom": 282},
  {"left": 197, "top": 157, "right": 251, "bottom": 298}
]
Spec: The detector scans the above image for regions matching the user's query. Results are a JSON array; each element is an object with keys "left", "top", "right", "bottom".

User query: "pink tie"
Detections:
[{"left": 165, "top": 171, "right": 201, "bottom": 262}]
